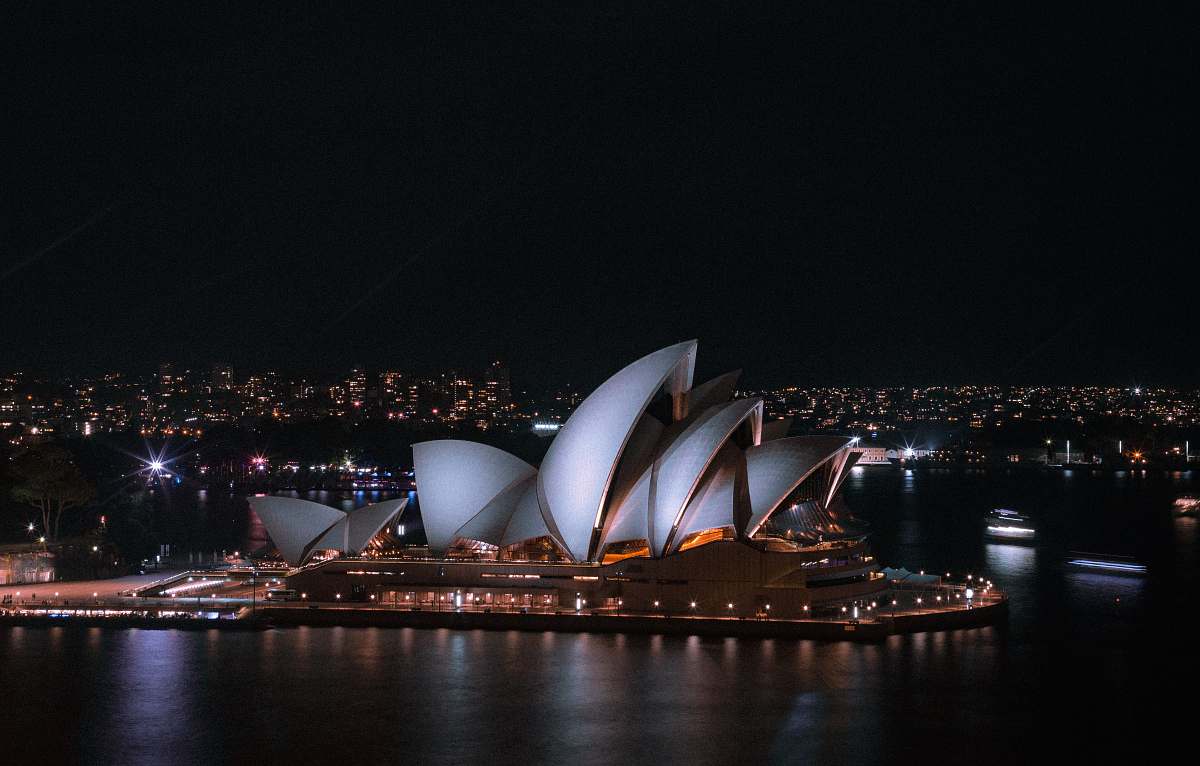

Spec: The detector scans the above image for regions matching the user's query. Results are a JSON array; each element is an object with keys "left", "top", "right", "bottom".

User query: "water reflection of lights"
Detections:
[
  {"left": 1064, "top": 569, "right": 1144, "bottom": 605},
  {"left": 984, "top": 542, "right": 1035, "bottom": 579}
]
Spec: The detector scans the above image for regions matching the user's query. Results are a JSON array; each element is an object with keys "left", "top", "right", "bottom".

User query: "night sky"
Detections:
[{"left": 5, "top": 4, "right": 1193, "bottom": 388}]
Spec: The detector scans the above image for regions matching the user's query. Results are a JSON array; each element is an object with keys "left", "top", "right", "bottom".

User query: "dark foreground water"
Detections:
[{"left": 2, "top": 468, "right": 1197, "bottom": 765}]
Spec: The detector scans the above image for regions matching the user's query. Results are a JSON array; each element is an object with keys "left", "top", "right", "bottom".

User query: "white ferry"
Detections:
[{"left": 984, "top": 509, "right": 1036, "bottom": 541}]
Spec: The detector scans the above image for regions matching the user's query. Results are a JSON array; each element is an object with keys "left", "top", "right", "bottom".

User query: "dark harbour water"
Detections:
[{"left": 2, "top": 468, "right": 1197, "bottom": 766}]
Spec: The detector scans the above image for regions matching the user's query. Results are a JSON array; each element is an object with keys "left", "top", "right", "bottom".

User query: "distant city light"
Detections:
[{"left": 4, "top": 357, "right": 1197, "bottom": 485}]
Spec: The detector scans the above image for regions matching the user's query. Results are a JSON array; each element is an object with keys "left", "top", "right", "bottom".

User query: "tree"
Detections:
[{"left": 7, "top": 445, "right": 96, "bottom": 542}]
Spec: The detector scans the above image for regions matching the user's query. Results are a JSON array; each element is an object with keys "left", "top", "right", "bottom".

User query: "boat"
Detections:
[
  {"left": 1173, "top": 497, "right": 1199, "bottom": 517},
  {"left": 984, "top": 509, "right": 1036, "bottom": 541},
  {"left": 1064, "top": 552, "right": 1147, "bottom": 576}
]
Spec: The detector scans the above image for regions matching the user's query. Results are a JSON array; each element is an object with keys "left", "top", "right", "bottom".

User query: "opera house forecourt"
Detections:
[{"left": 242, "top": 341, "right": 1005, "bottom": 637}]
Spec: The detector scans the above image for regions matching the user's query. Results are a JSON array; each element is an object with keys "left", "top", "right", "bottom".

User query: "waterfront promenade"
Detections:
[
  {"left": 1, "top": 569, "right": 1005, "bottom": 640},
  {"left": 0, "top": 570, "right": 183, "bottom": 604}
]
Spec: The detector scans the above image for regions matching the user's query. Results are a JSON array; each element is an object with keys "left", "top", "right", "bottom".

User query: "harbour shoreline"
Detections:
[{"left": 1, "top": 593, "right": 1006, "bottom": 641}]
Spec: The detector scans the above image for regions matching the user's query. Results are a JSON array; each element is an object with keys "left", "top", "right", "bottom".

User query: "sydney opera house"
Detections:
[{"left": 250, "top": 341, "right": 887, "bottom": 618}]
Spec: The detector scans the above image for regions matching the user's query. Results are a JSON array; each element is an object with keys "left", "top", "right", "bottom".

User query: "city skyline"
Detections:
[{"left": 4, "top": 355, "right": 1196, "bottom": 448}]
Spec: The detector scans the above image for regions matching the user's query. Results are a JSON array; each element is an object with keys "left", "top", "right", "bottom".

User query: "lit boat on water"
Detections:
[
  {"left": 1173, "top": 497, "right": 1199, "bottom": 517},
  {"left": 1064, "top": 552, "right": 1147, "bottom": 576},
  {"left": 985, "top": 509, "right": 1036, "bottom": 541}
]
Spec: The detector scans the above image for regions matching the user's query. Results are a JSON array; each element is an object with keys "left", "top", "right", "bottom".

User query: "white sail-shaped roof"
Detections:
[
  {"left": 537, "top": 340, "right": 697, "bottom": 561},
  {"left": 311, "top": 497, "right": 409, "bottom": 554},
  {"left": 249, "top": 496, "right": 346, "bottom": 566},
  {"left": 647, "top": 397, "right": 763, "bottom": 556},
  {"left": 743, "top": 436, "right": 852, "bottom": 537},
  {"left": 454, "top": 476, "right": 531, "bottom": 546},
  {"left": 599, "top": 468, "right": 652, "bottom": 549},
  {"left": 667, "top": 441, "right": 741, "bottom": 555},
  {"left": 346, "top": 498, "right": 408, "bottom": 553},
  {"left": 595, "top": 413, "right": 664, "bottom": 551},
  {"left": 824, "top": 448, "right": 862, "bottom": 508},
  {"left": 311, "top": 516, "right": 348, "bottom": 554},
  {"left": 413, "top": 440, "right": 536, "bottom": 554},
  {"left": 500, "top": 480, "right": 554, "bottom": 547},
  {"left": 685, "top": 370, "right": 741, "bottom": 418},
  {"left": 820, "top": 448, "right": 852, "bottom": 509}
]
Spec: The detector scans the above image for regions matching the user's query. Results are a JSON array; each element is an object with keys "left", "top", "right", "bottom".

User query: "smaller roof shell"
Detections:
[
  {"left": 249, "top": 496, "right": 346, "bottom": 566},
  {"left": 743, "top": 436, "right": 852, "bottom": 537}
]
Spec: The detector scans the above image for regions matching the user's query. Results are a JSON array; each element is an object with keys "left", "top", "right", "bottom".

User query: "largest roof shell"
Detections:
[{"left": 537, "top": 340, "right": 697, "bottom": 562}]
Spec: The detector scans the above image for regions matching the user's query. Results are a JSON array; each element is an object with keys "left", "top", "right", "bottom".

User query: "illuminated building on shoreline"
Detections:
[{"left": 252, "top": 343, "right": 887, "bottom": 617}]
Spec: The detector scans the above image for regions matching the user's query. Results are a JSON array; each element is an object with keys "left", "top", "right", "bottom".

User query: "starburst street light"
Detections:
[
  {"left": 142, "top": 454, "right": 169, "bottom": 479},
  {"left": 133, "top": 443, "right": 185, "bottom": 483}
]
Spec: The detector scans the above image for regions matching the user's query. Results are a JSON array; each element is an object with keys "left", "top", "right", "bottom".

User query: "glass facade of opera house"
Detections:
[{"left": 252, "top": 342, "right": 888, "bottom": 618}]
